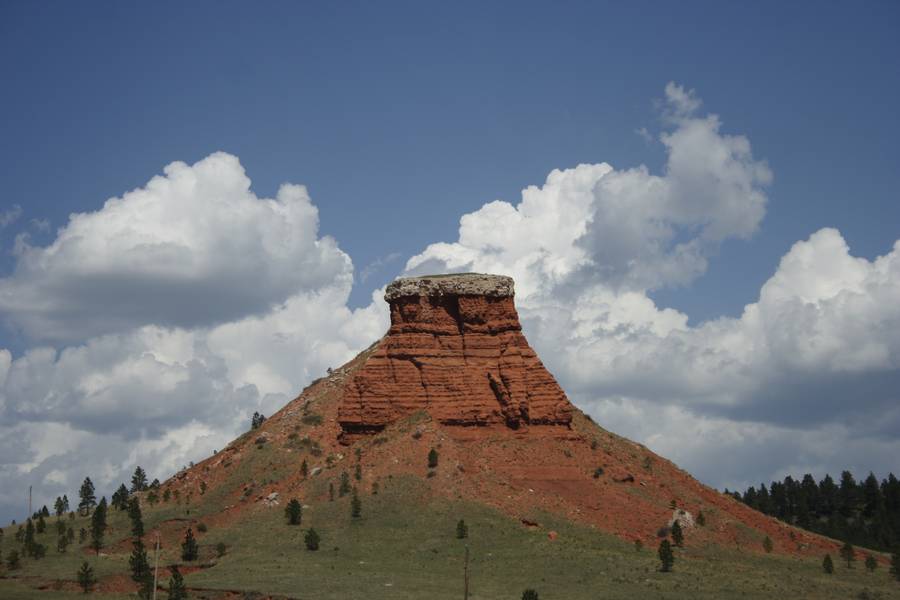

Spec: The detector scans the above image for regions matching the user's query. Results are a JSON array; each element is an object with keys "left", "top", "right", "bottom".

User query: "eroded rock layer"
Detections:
[{"left": 338, "top": 274, "right": 573, "bottom": 439}]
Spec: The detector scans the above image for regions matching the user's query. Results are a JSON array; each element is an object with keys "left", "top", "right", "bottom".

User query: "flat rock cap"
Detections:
[{"left": 384, "top": 273, "right": 515, "bottom": 301}]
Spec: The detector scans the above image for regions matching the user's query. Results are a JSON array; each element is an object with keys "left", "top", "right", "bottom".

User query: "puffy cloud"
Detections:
[
  {"left": 405, "top": 83, "right": 900, "bottom": 489},
  {"left": 0, "top": 152, "right": 351, "bottom": 344}
]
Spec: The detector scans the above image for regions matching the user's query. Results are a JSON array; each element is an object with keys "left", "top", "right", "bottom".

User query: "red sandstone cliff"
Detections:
[{"left": 338, "top": 274, "right": 573, "bottom": 439}]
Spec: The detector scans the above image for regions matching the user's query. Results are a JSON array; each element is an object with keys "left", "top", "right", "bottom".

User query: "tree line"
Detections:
[{"left": 728, "top": 470, "right": 900, "bottom": 552}]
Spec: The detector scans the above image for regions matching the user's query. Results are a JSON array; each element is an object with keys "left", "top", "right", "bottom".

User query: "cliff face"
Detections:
[{"left": 337, "top": 274, "right": 573, "bottom": 439}]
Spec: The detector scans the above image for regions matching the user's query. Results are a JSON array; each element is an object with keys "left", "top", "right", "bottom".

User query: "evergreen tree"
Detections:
[
  {"left": 78, "top": 477, "right": 97, "bottom": 516},
  {"left": 251, "top": 411, "right": 266, "bottom": 430},
  {"left": 823, "top": 554, "right": 834, "bottom": 574},
  {"left": 77, "top": 561, "right": 97, "bottom": 593},
  {"left": 285, "top": 499, "right": 302, "bottom": 525},
  {"left": 339, "top": 471, "right": 351, "bottom": 497},
  {"left": 129, "top": 538, "right": 151, "bottom": 583},
  {"left": 658, "top": 539, "right": 674, "bottom": 572},
  {"left": 355, "top": 463, "right": 362, "bottom": 481},
  {"left": 57, "top": 532, "right": 70, "bottom": 553},
  {"left": 864, "top": 554, "right": 877, "bottom": 573},
  {"left": 6, "top": 549, "right": 20, "bottom": 570},
  {"left": 128, "top": 497, "right": 145, "bottom": 538},
  {"left": 696, "top": 511, "right": 705, "bottom": 526},
  {"left": 456, "top": 519, "right": 468, "bottom": 539},
  {"left": 90, "top": 498, "right": 108, "bottom": 554},
  {"left": 112, "top": 484, "right": 130, "bottom": 510},
  {"left": 181, "top": 527, "right": 199, "bottom": 561},
  {"left": 61, "top": 494, "right": 70, "bottom": 513},
  {"left": 301, "top": 459, "right": 308, "bottom": 478},
  {"left": 304, "top": 528, "right": 320, "bottom": 551},
  {"left": 56, "top": 518, "right": 66, "bottom": 536},
  {"left": 41, "top": 505, "right": 50, "bottom": 517},
  {"left": 79, "top": 527, "right": 87, "bottom": 544},
  {"left": 670, "top": 520, "right": 684, "bottom": 547},
  {"left": 522, "top": 590, "right": 539, "bottom": 600},
  {"left": 329, "top": 482, "right": 335, "bottom": 502},
  {"left": 36, "top": 514, "right": 46, "bottom": 534},
  {"left": 763, "top": 536, "right": 773, "bottom": 553},
  {"left": 839, "top": 541, "right": 856, "bottom": 568},
  {"left": 131, "top": 466, "right": 149, "bottom": 493},
  {"left": 67, "top": 526, "right": 75, "bottom": 544},
  {"left": 54, "top": 496, "right": 65, "bottom": 517},
  {"left": 351, "top": 487, "right": 362, "bottom": 518},
  {"left": 163, "top": 489, "right": 171, "bottom": 503},
  {"left": 167, "top": 564, "right": 188, "bottom": 599},
  {"left": 23, "top": 519, "right": 36, "bottom": 556},
  {"left": 428, "top": 448, "right": 439, "bottom": 469},
  {"left": 890, "top": 552, "right": 900, "bottom": 581}
]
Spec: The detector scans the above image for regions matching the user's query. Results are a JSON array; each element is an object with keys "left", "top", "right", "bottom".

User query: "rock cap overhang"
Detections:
[{"left": 384, "top": 273, "right": 514, "bottom": 301}]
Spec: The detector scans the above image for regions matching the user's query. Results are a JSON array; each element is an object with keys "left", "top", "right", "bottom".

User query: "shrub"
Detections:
[
  {"left": 456, "top": 519, "right": 468, "bottom": 539},
  {"left": 197, "top": 522, "right": 208, "bottom": 533},
  {"left": 763, "top": 536, "right": 773, "bottom": 553},
  {"left": 77, "top": 561, "right": 96, "bottom": 593},
  {"left": 593, "top": 467, "right": 604, "bottom": 478},
  {"left": 634, "top": 539, "right": 643, "bottom": 552},
  {"left": 305, "top": 528, "right": 320, "bottom": 551},
  {"left": 865, "top": 554, "right": 877, "bottom": 572},
  {"left": 658, "top": 539, "right": 674, "bottom": 572},
  {"left": 522, "top": 590, "right": 539, "bottom": 600},
  {"left": 302, "top": 413, "right": 323, "bottom": 426},
  {"left": 339, "top": 471, "right": 352, "bottom": 497},
  {"left": 670, "top": 521, "right": 684, "bottom": 547},
  {"left": 351, "top": 488, "right": 362, "bottom": 518},
  {"left": 428, "top": 448, "right": 439, "bottom": 469},
  {"left": 6, "top": 549, "right": 21, "bottom": 570},
  {"left": 285, "top": 499, "right": 303, "bottom": 525},
  {"left": 890, "top": 552, "right": 900, "bottom": 580},
  {"left": 216, "top": 542, "right": 227, "bottom": 557},
  {"left": 823, "top": 554, "right": 834, "bottom": 574},
  {"left": 181, "top": 528, "right": 199, "bottom": 561}
]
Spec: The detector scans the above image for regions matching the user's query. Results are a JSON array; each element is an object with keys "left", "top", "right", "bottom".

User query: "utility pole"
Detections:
[
  {"left": 152, "top": 531, "right": 160, "bottom": 600},
  {"left": 464, "top": 544, "right": 470, "bottom": 600}
]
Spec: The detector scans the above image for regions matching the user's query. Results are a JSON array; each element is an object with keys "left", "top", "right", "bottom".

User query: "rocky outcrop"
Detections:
[{"left": 338, "top": 274, "right": 573, "bottom": 440}]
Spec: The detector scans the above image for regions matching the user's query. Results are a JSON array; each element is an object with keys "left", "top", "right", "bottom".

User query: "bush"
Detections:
[
  {"left": 6, "top": 549, "right": 21, "bottom": 570},
  {"left": 696, "top": 511, "right": 706, "bottom": 526},
  {"left": 593, "top": 467, "right": 604, "bottom": 478},
  {"left": 522, "top": 590, "right": 539, "bottom": 600},
  {"left": 658, "top": 539, "right": 674, "bottom": 572},
  {"left": 285, "top": 499, "right": 303, "bottom": 525},
  {"left": 216, "top": 542, "right": 227, "bottom": 557},
  {"left": 671, "top": 521, "right": 684, "bottom": 547},
  {"left": 634, "top": 539, "right": 643, "bottom": 552},
  {"left": 823, "top": 553, "right": 834, "bottom": 574},
  {"left": 865, "top": 554, "right": 877, "bottom": 572},
  {"left": 763, "top": 536, "right": 773, "bottom": 553},
  {"left": 305, "top": 528, "right": 320, "bottom": 551},
  {"left": 456, "top": 519, "right": 468, "bottom": 539},
  {"left": 428, "top": 448, "right": 439, "bottom": 469},
  {"left": 302, "top": 413, "right": 324, "bottom": 426},
  {"left": 197, "top": 522, "right": 208, "bottom": 533}
]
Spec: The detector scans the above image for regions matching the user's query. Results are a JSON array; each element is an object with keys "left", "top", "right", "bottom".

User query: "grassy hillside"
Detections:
[{"left": 2, "top": 475, "right": 898, "bottom": 599}]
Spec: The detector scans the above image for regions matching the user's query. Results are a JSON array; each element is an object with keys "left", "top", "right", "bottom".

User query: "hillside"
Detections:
[{"left": 1, "top": 274, "right": 897, "bottom": 599}]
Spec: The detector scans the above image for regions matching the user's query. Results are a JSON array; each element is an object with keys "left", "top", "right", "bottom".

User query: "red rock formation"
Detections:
[{"left": 338, "top": 274, "right": 573, "bottom": 439}]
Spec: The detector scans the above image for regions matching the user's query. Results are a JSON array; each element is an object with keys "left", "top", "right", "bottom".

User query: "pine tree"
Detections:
[
  {"left": 355, "top": 463, "right": 362, "bottom": 481},
  {"left": 301, "top": 459, "right": 308, "bottom": 479},
  {"left": 840, "top": 541, "right": 856, "bottom": 568},
  {"left": 79, "top": 527, "right": 87, "bottom": 543},
  {"left": 61, "top": 494, "right": 70, "bottom": 513},
  {"left": 181, "top": 527, "right": 199, "bottom": 561},
  {"left": 304, "top": 528, "right": 320, "bottom": 551},
  {"left": 428, "top": 448, "right": 439, "bottom": 469},
  {"left": 823, "top": 553, "right": 834, "bottom": 574},
  {"left": 54, "top": 496, "right": 65, "bottom": 517},
  {"left": 285, "top": 499, "right": 302, "bottom": 525},
  {"left": 163, "top": 489, "right": 171, "bottom": 503},
  {"left": 456, "top": 519, "right": 468, "bottom": 539},
  {"left": 339, "top": 471, "right": 351, "bottom": 497},
  {"left": 864, "top": 554, "right": 877, "bottom": 573},
  {"left": 78, "top": 477, "right": 97, "bottom": 515},
  {"left": 90, "top": 498, "right": 108, "bottom": 554},
  {"left": 112, "top": 484, "right": 130, "bottom": 510},
  {"left": 7, "top": 549, "right": 21, "bottom": 570},
  {"left": 658, "top": 539, "right": 674, "bottom": 572},
  {"left": 128, "top": 497, "right": 145, "bottom": 538},
  {"left": 522, "top": 590, "right": 539, "bottom": 600},
  {"left": 41, "top": 505, "right": 50, "bottom": 517},
  {"left": 57, "top": 532, "right": 70, "bottom": 553},
  {"left": 66, "top": 526, "right": 75, "bottom": 544},
  {"left": 36, "top": 514, "right": 46, "bottom": 534},
  {"left": 351, "top": 487, "right": 362, "bottom": 518},
  {"left": 671, "top": 520, "right": 684, "bottom": 547},
  {"left": 77, "top": 561, "right": 97, "bottom": 593},
  {"left": 167, "top": 564, "right": 188, "bottom": 599},
  {"left": 329, "top": 482, "right": 335, "bottom": 502},
  {"left": 56, "top": 518, "right": 66, "bottom": 536},
  {"left": 23, "top": 519, "right": 36, "bottom": 556},
  {"left": 131, "top": 466, "right": 149, "bottom": 493},
  {"left": 763, "top": 536, "right": 773, "bottom": 553},
  {"left": 890, "top": 552, "right": 900, "bottom": 581},
  {"left": 129, "top": 538, "right": 151, "bottom": 583},
  {"left": 696, "top": 511, "right": 706, "bottom": 526}
]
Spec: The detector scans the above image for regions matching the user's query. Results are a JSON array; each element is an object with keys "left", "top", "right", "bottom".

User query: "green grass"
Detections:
[{"left": 2, "top": 479, "right": 899, "bottom": 599}]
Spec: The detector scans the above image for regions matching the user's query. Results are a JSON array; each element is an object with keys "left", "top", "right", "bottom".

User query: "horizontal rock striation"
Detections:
[{"left": 338, "top": 274, "right": 573, "bottom": 440}]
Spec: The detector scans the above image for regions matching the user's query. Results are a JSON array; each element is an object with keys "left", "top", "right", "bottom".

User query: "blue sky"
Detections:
[{"left": 0, "top": 1, "right": 898, "bottom": 521}]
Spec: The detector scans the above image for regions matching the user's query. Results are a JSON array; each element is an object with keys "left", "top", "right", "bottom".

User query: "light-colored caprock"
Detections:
[{"left": 384, "top": 273, "right": 514, "bottom": 301}]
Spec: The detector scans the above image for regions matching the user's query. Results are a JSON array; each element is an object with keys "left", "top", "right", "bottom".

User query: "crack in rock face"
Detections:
[{"left": 338, "top": 274, "right": 573, "bottom": 441}]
